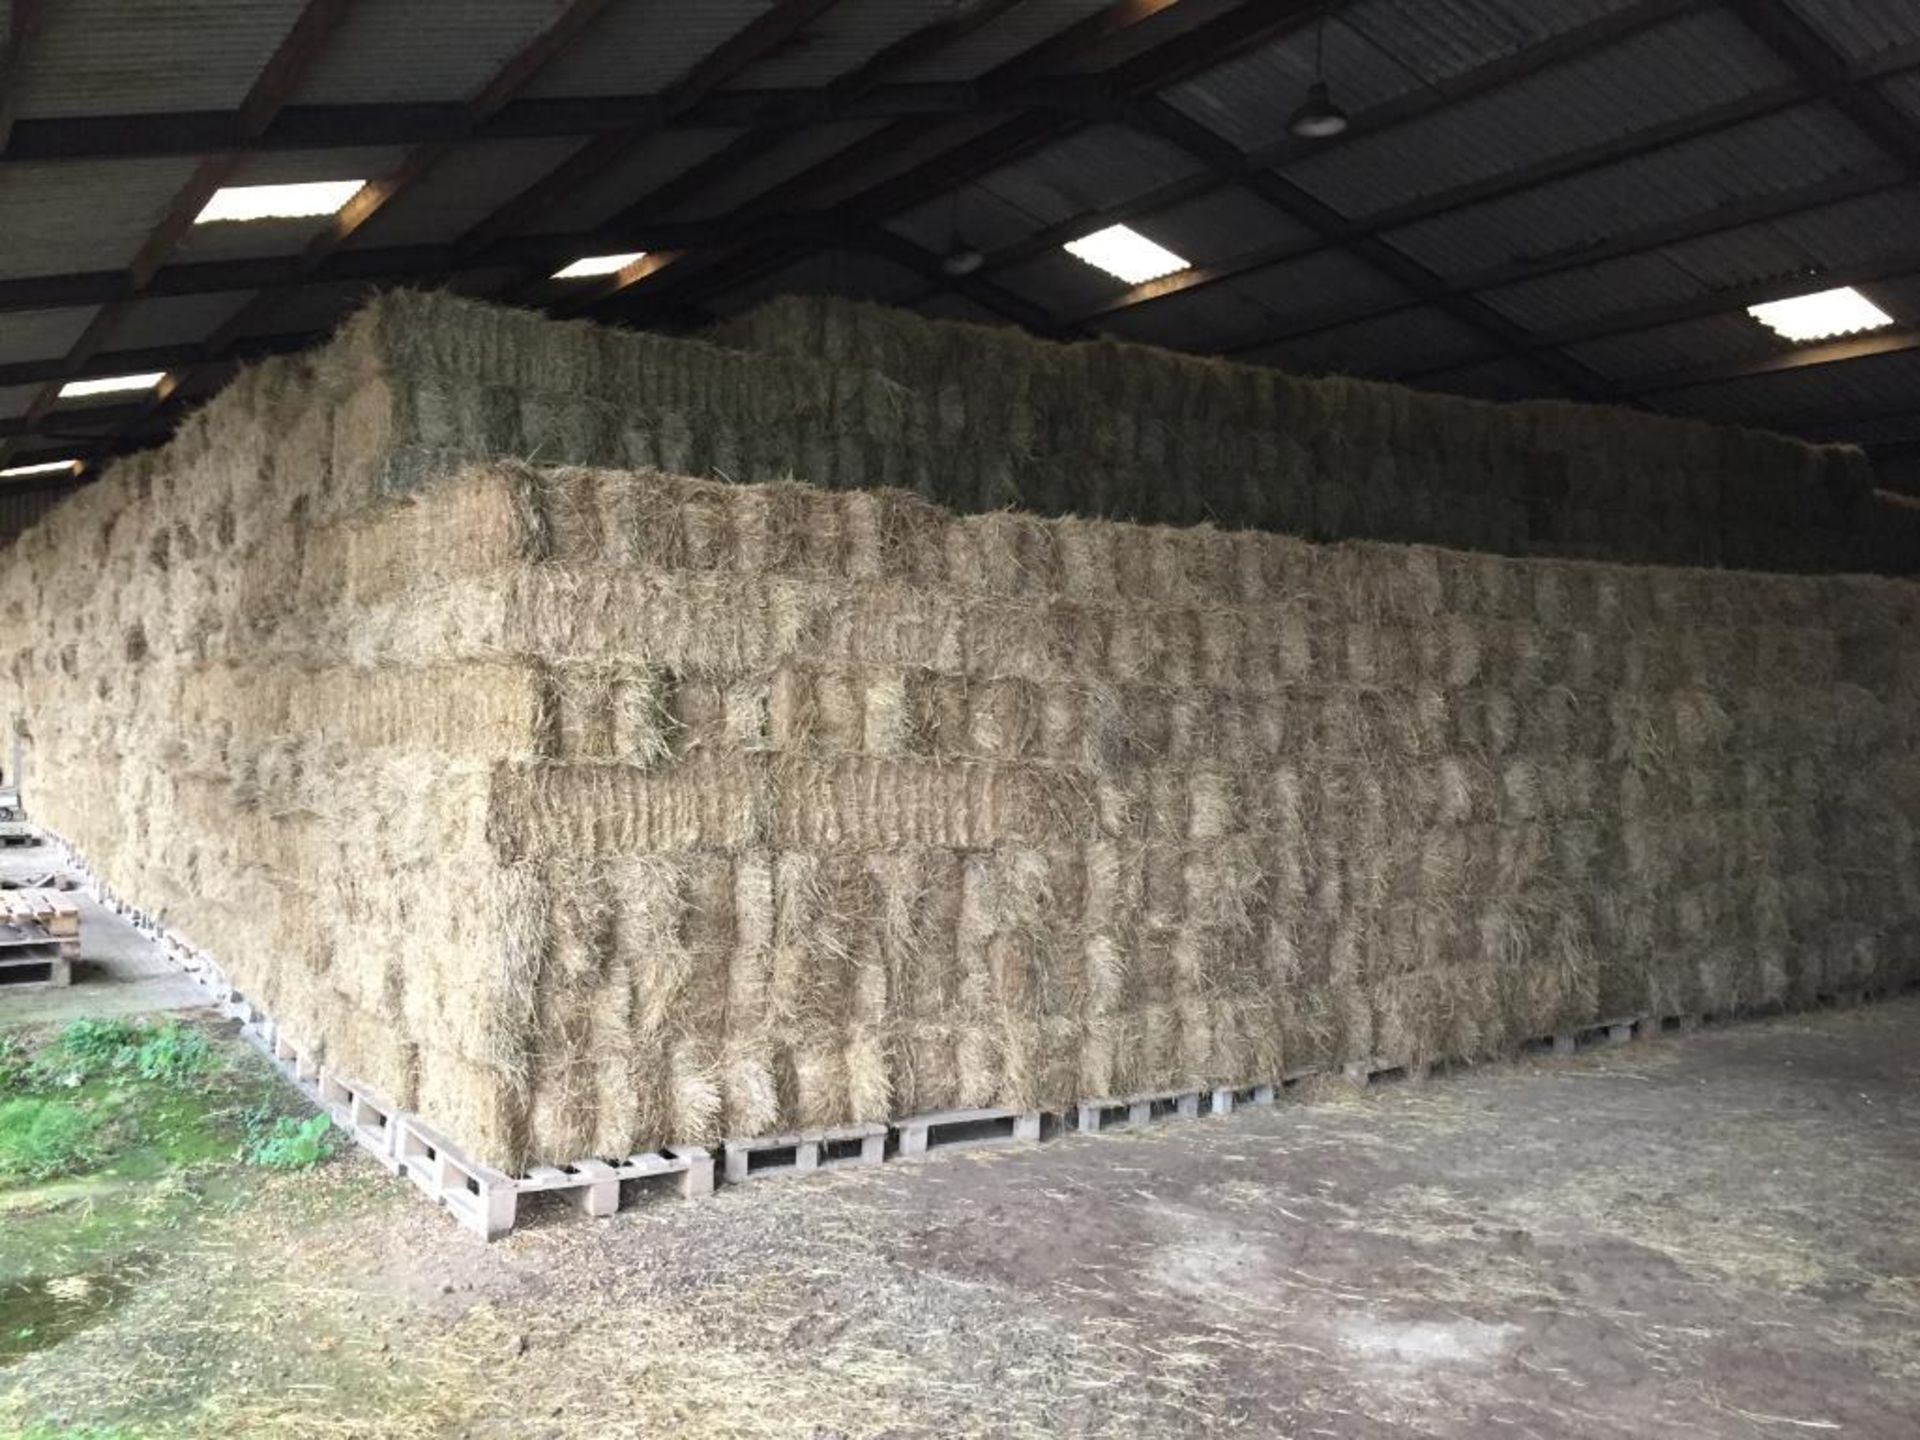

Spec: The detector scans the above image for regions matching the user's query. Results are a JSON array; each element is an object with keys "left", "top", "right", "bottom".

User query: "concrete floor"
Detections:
[
  {"left": 0, "top": 838, "right": 204, "bottom": 1021},
  {"left": 11, "top": 981, "right": 1920, "bottom": 1437}
]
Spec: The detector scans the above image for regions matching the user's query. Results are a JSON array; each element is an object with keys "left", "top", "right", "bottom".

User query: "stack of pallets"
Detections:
[{"left": 0, "top": 888, "right": 78, "bottom": 987}]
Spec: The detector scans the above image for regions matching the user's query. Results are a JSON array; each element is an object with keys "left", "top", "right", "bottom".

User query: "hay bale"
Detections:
[{"left": 7, "top": 296, "right": 1919, "bottom": 1174}]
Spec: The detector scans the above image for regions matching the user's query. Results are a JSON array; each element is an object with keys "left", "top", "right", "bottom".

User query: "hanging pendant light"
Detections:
[{"left": 1288, "top": 7, "right": 1349, "bottom": 140}]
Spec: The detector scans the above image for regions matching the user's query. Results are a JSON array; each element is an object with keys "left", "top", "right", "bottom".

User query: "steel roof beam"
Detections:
[
  {"left": 607, "top": 0, "right": 1331, "bottom": 319},
  {"left": 0, "top": 0, "right": 356, "bottom": 466}
]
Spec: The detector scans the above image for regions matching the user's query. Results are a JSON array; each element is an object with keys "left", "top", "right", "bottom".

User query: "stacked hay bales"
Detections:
[
  {"left": 713, "top": 296, "right": 1885, "bottom": 572},
  {"left": 2, "top": 292, "right": 1917, "bottom": 1173}
]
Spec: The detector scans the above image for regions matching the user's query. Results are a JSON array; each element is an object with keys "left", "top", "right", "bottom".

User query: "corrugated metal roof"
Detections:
[
  {"left": 705, "top": 248, "right": 924, "bottom": 317},
  {"left": 1133, "top": 186, "right": 1317, "bottom": 269},
  {"left": 1053, "top": 0, "right": 1247, "bottom": 75},
  {"left": 889, "top": 184, "right": 1061, "bottom": 257},
  {"left": 12, "top": 0, "right": 309, "bottom": 120},
  {"left": 996, "top": 249, "right": 1122, "bottom": 318},
  {"left": 1566, "top": 311, "right": 1776, "bottom": 383},
  {"left": 292, "top": 0, "right": 568, "bottom": 107},
  {"left": 970, "top": 125, "right": 1203, "bottom": 231},
  {"left": 233, "top": 280, "right": 382, "bottom": 339},
  {"left": 171, "top": 148, "right": 415, "bottom": 263},
  {"left": 1089, "top": 252, "right": 1408, "bottom": 352},
  {"left": 1857, "top": 270, "right": 1920, "bottom": 320},
  {"left": 1657, "top": 347, "right": 1920, "bottom": 429},
  {"left": 111, "top": 292, "right": 251, "bottom": 350},
  {"left": 1226, "top": 249, "right": 1412, "bottom": 330},
  {"left": 1878, "top": 71, "right": 1920, "bottom": 127},
  {"left": 524, "top": 129, "right": 751, "bottom": 233},
  {"left": 0, "top": 157, "right": 203, "bottom": 279},
  {"left": 1162, "top": 13, "right": 1429, "bottom": 155},
  {"left": 1384, "top": 104, "right": 1894, "bottom": 277},
  {"left": 1346, "top": 0, "right": 1648, "bottom": 86},
  {"left": 892, "top": 0, "right": 1117, "bottom": 82},
  {"left": 724, "top": 0, "right": 937, "bottom": 90},
  {"left": 524, "top": 1, "right": 776, "bottom": 97},
  {"left": 1242, "top": 304, "right": 1495, "bottom": 376},
  {"left": 1481, "top": 251, "right": 1705, "bottom": 333},
  {"left": 1783, "top": 0, "right": 1920, "bottom": 63},
  {"left": 1657, "top": 182, "right": 1920, "bottom": 290},
  {"left": 348, "top": 137, "right": 589, "bottom": 247},
  {"left": 662, "top": 120, "right": 887, "bottom": 221},
  {"left": 0, "top": 308, "right": 97, "bottom": 366},
  {"left": 1281, "top": 9, "right": 1791, "bottom": 219}
]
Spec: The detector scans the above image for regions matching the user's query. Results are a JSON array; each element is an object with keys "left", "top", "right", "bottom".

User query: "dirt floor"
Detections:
[{"left": 3, "top": 871, "right": 1919, "bottom": 1437}]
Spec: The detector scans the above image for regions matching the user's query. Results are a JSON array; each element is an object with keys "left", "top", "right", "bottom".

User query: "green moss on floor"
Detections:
[{"left": 0, "top": 1015, "right": 330, "bottom": 1370}]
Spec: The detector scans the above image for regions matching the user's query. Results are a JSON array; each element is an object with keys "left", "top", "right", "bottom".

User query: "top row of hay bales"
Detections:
[
  {"left": 711, "top": 295, "right": 1899, "bottom": 574},
  {"left": 54, "top": 287, "right": 1892, "bottom": 578}
]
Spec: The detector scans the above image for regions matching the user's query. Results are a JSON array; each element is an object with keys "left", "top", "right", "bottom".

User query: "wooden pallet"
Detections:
[
  {"left": 0, "top": 946, "right": 69, "bottom": 987},
  {"left": 0, "top": 887, "right": 78, "bottom": 950}
]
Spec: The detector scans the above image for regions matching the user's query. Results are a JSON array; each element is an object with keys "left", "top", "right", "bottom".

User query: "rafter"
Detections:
[
  {"left": 551, "top": 0, "right": 1209, "bottom": 316},
  {"left": 1, "top": 0, "right": 355, "bottom": 464},
  {"left": 980, "top": 19, "right": 1919, "bottom": 343},
  {"left": 526, "top": 0, "right": 1046, "bottom": 322},
  {"left": 926, "top": 0, "right": 1706, "bottom": 303},
  {"left": 195, "top": 0, "right": 619, "bottom": 360},
  {"left": 1725, "top": 0, "right": 1920, "bottom": 173},
  {"left": 451, "top": 0, "right": 846, "bottom": 260},
  {"left": 0, "top": 83, "right": 1128, "bottom": 165},
  {"left": 1129, "top": 98, "right": 1614, "bottom": 399},
  {"left": 1634, "top": 325, "right": 1920, "bottom": 395},
  {"left": 1389, "top": 252, "right": 1920, "bottom": 386},
  {"left": 597, "top": 0, "right": 1329, "bottom": 318}
]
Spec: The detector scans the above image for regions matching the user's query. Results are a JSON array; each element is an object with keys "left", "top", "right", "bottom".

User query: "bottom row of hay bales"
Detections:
[{"left": 7, "top": 460, "right": 1919, "bottom": 1171}]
